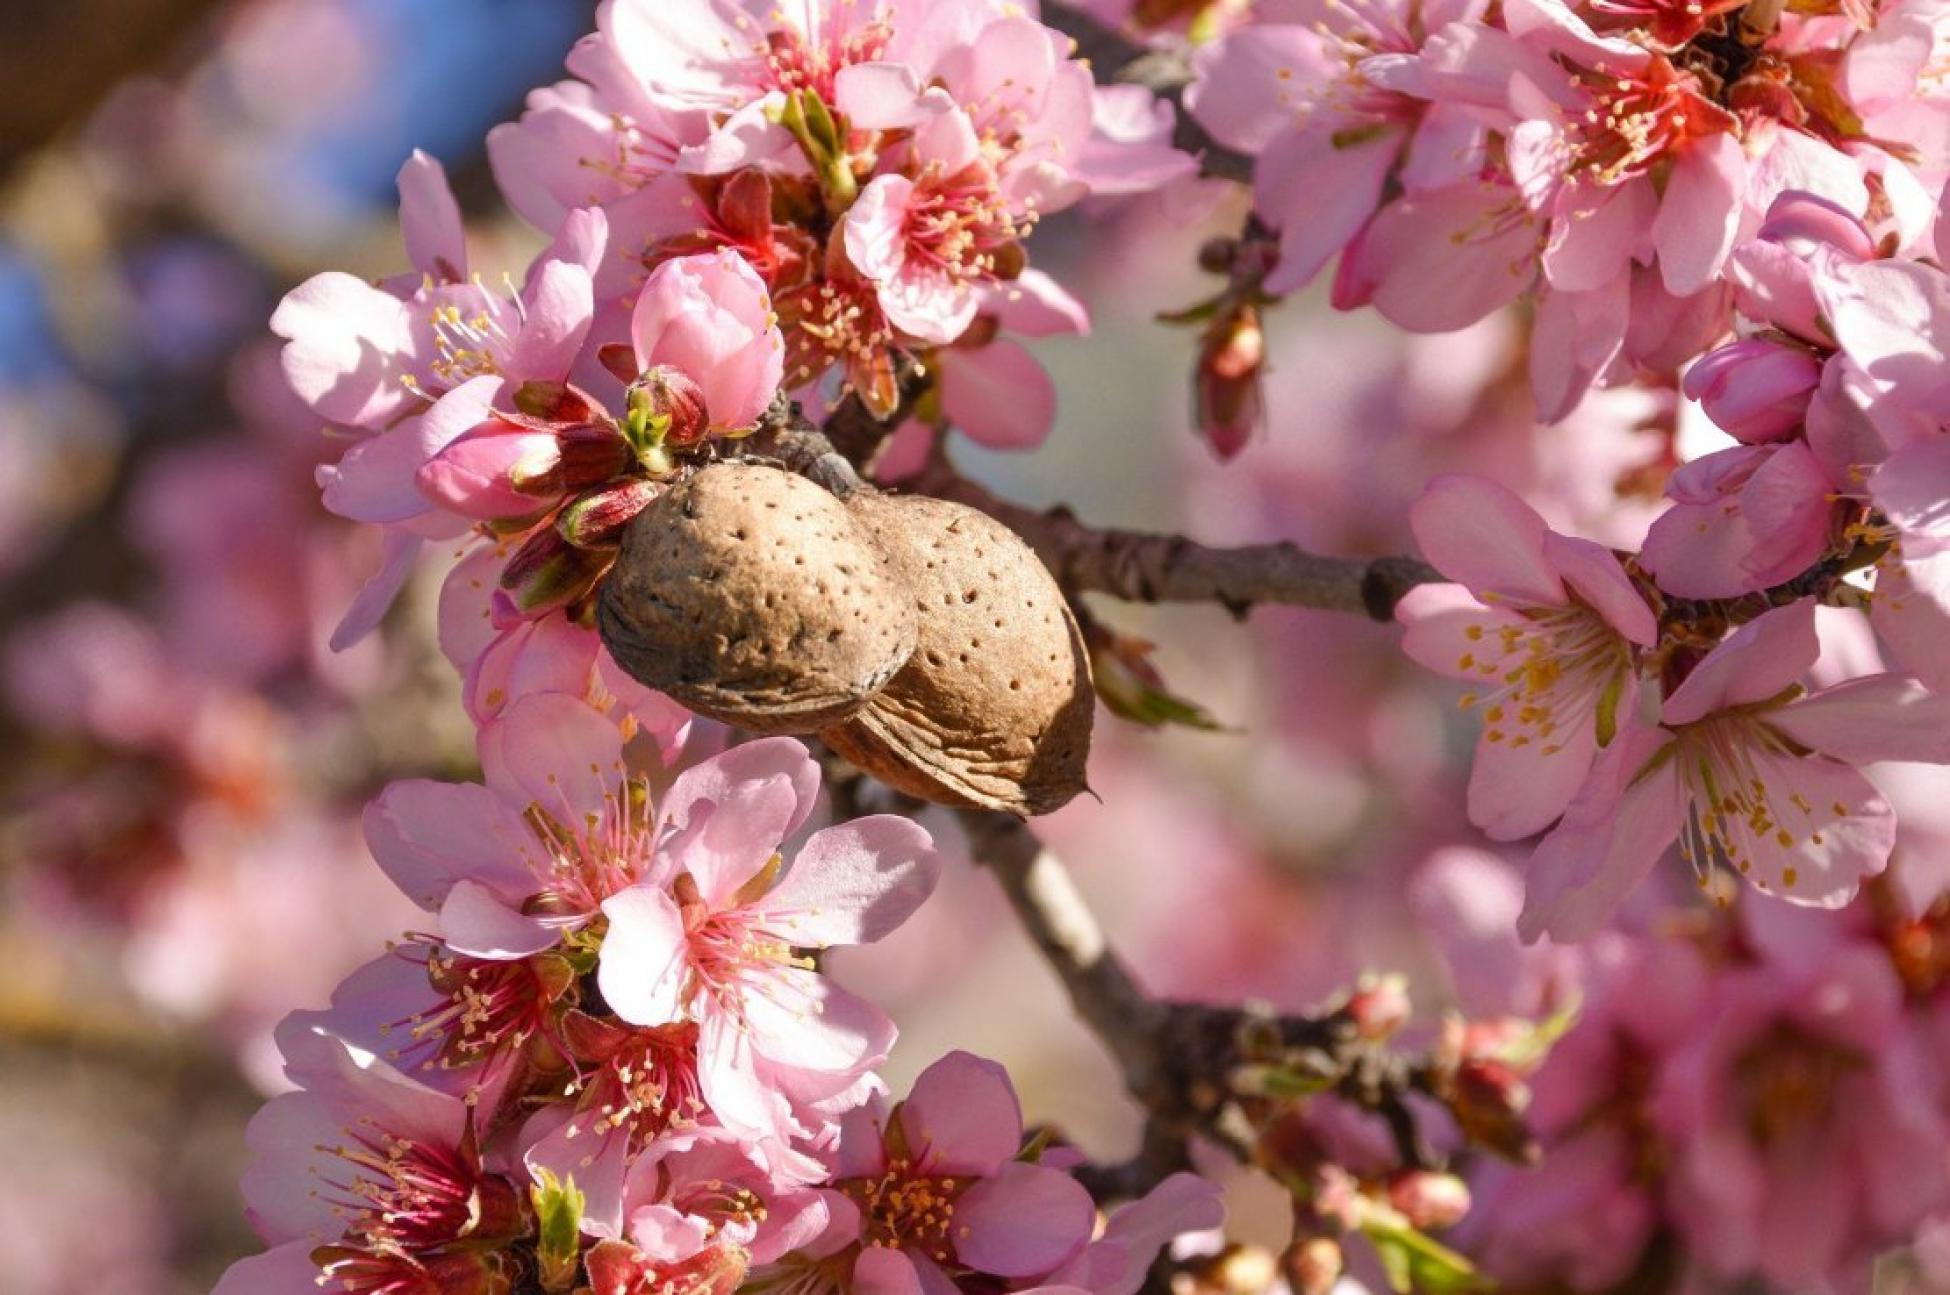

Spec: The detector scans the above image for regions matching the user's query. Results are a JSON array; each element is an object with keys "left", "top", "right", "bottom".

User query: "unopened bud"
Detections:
[
  {"left": 510, "top": 379, "right": 599, "bottom": 424},
  {"left": 1283, "top": 1237, "right": 1343, "bottom": 1295},
  {"left": 1195, "top": 303, "right": 1264, "bottom": 460},
  {"left": 557, "top": 478, "right": 663, "bottom": 549},
  {"left": 1387, "top": 1170, "right": 1472, "bottom": 1230},
  {"left": 508, "top": 423, "right": 633, "bottom": 497},
  {"left": 628, "top": 365, "right": 711, "bottom": 447},
  {"left": 499, "top": 527, "right": 614, "bottom": 616},
  {"left": 1346, "top": 973, "right": 1412, "bottom": 1040}
]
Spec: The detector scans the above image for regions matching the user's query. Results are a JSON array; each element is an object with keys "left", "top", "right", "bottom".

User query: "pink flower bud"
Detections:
[
  {"left": 1387, "top": 1171, "right": 1472, "bottom": 1230},
  {"left": 1682, "top": 339, "right": 1822, "bottom": 443},
  {"left": 498, "top": 526, "right": 614, "bottom": 615},
  {"left": 556, "top": 478, "right": 663, "bottom": 549},
  {"left": 630, "top": 251, "right": 785, "bottom": 436},
  {"left": 417, "top": 422, "right": 564, "bottom": 521},
  {"left": 1346, "top": 974, "right": 1412, "bottom": 1040},
  {"left": 1196, "top": 303, "right": 1265, "bottom": 460}
]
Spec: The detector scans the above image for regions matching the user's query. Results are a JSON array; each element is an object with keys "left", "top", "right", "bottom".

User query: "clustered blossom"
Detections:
[
  {"left": 1394, "top": 175, "right": 1950, "bottom": 941},
  {"left": 1424, "top": 851, "right": 1950, "bottom": 1291},
  {"left": 219, "top": 3, "right": 1232, "bottom": 1290},
  {"left": 1189, "top": 0, "right": 1947, "bottom": 418},
  {"left": 219, "top": 725, "right": 1222, "bottom": 1292}
]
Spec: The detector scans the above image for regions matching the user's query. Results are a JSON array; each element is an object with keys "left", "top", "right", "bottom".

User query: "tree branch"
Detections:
[
  {"left": 917, "top": 464, "right": 1437, "bottom": 621},
  {"left": 957, "top": 810, "right": 1454, "bottom": 1193}
]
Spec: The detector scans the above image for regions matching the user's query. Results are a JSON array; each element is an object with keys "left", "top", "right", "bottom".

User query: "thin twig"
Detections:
[
  {"left": 957, "top": 810, "right": 1450, "bottom": 1193},
  {"left": 917, "top": 465, "right": 1437, "bottom": 622}
]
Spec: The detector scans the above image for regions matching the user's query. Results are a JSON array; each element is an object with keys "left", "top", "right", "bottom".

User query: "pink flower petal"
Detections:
[
  {"left": 1662, "top": 600, "right": 1820, "bottom": 725},
  {"left": 1653, "top": 133, "right": 1744, "bottom": 296},
  {"left": 1519, "top": 724, "right": 1681, "bottom": 943},
  {"left": 1771, "top": 673, "right": 1950, "bottom": 766},
  {"left": 596, "top": 884, "right": 690, "bottom": 1026},
  {"left": 440, "top": 878, "right": 559, "bottom": 959},
  {"left": 477, "top": 691, "right": 626, "bottom": 823},
  {"left": 902, "top": 1050, "right": 1024, "bottom": 1177},
  {"left": 761, "top": 817, "right": 941, "bottom": 947},
  {"left": 398, "top": 150, "right": 467, "bottom": 281},
  {"left": 940, "top": 339, "right": 1056, "bottom": 450},
  {"left": 955, "top": 1161, "right": 1096, "bottom": 1277},
  {"left": 1409, "top": 474, "right": 1565, "bottom": 606}
]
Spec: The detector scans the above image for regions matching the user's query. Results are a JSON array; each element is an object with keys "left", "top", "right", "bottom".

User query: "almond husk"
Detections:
[
  {"left": 820, "top": 492, "right": 1094, "bottom": 815},
  {"left": 597, "top": 462, "right": 917, "bottom": 733}
]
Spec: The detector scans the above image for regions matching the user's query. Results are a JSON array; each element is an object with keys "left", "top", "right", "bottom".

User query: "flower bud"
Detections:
[
  {"left": 1195, "top": 302, "right": 1264, "bottom": 460},
  {"left": 507, "top": 422, "right": 634, "bottom": 496},
  {"left": 499, "top": 526, "right": 615, "bottom": 616},
  {"left": 510, "top": 379, "right": 600, "bottom": 424},
  {"left": 628, "top": 365, "right": 711, "bottom": 447},
  {"left": 1346, "top": 973, "right": 1412, "bottom": 1040},
  {"left": 1283, "top": 1237, "right": 1344, "bottom": 1295},
  {"left": 1682, "top": 339, "right": 1821, "bottom": 444},
  {"left": 1387, "top": 1170, "right": 1472, "bottom": 1230},
  {"left": 557, "top": 478, "right": 663, "bottom": 549}
]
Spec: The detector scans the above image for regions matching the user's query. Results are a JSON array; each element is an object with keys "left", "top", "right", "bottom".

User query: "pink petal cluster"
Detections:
[
  {"left": 487, "top": 0, "right": 1184, "bottom": 437},
  {"left": 216, "top": 716, "right": 1223, "bottom": 1291},
  {"left": 1399, "top": 474, "right": 1950, "bottom": 941},
  {"left": 1424, "top": 852, "right": 1950, "bottom": 1291},
  {"left": 1191, "top": 0, "right": 1948, "bottom": 417}
]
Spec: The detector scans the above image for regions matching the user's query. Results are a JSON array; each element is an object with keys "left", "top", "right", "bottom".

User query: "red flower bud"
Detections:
[
  {"left": 1195, "top": 303, "right": 1265, "bottom": 460},
  {"left": 556, "top": 478, "right": 663, "bottom": 549},
  {"left": 499, "top": 527, "right": 615, "bottom": 615},
  {"left": 1387, "top": 1170, "right": 1472, "bottom": 1230},
  {"left": 507, "top": 423, "right": 634, "bottom": 497}
]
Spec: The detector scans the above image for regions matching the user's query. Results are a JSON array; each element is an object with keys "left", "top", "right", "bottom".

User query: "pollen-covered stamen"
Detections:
[
  {"left": 901, "top": 164, "right": 1031, "bottom": 290},
  {"left": 562, "top": 1017, "right": 709, "bottom": 1148},
  {"left": 1455, "top": 605, "right": 1633, "bottom": 755},
  {"left": 1672, "top": 711, "right": 1827, "bottom": 893},
  {"left": 313, "top": 1123, "right": 515, "bottom": 1257},
  {"left": 422, "top": 280, "right": 524, "bottom": 387},
  {"left": 672, "top": 866, "right": 817, "bottom": 1018},
  {"left": 1569, "top": 55, "right": 1735, "bottom": 184},
  {"left": 515, "top": 778, "right": 659, "bottom": 918},
  {"left": 839, "top": 1158, "right": 967, "bottom": 1264},
  {"left": 759, "top": 13, "right": 894, "bottom": 102},
  {"left": 378, "top": 942, "right": 574, "bottom": 1076},
  {"left": 675, "top": 1177, "right": 772, "bottom": 1238}
]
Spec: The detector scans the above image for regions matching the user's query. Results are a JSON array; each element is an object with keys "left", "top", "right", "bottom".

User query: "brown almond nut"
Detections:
[
  {"left": 820, "top": 493, "right": 1094, "bottom": 815},
  {"left": 597, "top": 462, "right": 918, "bottom": 733}
]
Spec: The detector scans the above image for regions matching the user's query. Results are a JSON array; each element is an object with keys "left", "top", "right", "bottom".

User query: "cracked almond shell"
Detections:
[
  {"left": 820, "top": 492, "right": 1094, "bottom": 816},
  {"left": 597, "top": 462, "right": 918, "bottom": 733}
]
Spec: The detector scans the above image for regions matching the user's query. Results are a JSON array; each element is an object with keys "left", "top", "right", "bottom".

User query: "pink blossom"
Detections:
[
  {"left": 596, "top": 748, "right": 941, "bottom": 1135},
  {"left": 362, "top": 693, "right": 659, "bottom": 951},
  {"left": 1681, "top": 338, "right": 1822, "bottom": 444},
  {"left": 1638, "top": 440, "right": 1841, "bottom": 599},
  {"left": 216, "top": 1024, "right": 525, "bottom": 1294},
  {"left": 1655, "top": 942, "right": 1950, "bottom": 1288},
  {"left": 807, "top": 1050, "right": 1098, "bottom": 1291},
  {"left": 1186, "top": 1, "right": 1487, "bottom": 298},
  {"left": 1396, "top": 475, "right": 1656, "bottom": 841},
  {"left": 1522, "top": 600, "right": 1950, "bottom": 941},
  {"left": 630, "top": 251, "right": 787, "bottom": 432}
]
